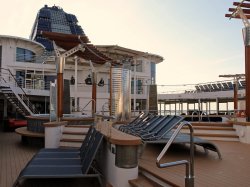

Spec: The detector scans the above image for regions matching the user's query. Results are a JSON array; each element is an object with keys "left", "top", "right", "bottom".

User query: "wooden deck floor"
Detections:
[
  {"left": 1, "top": 130, "right": 250, "bottom": 187},
  {"left": 139, "top": 141, "right": 250, "bottom": 187},
  {"left": 0, "top": 131, "right": 39, "bottom": 187}
]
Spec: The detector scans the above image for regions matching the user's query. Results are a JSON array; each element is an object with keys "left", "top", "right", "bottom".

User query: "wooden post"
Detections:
[
  {"left": 245, "top": 45, "right": 250, "bottom": 121},
  {"left": 56, "top": 57, "right": 65, "bottom": 122}
]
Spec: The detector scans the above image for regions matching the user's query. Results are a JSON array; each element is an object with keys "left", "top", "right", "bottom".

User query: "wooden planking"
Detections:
[
  {"left": 2, "top": 130, "right": 250, "bottom": 187},
  {"left": 0, "top": 131, "right": 39, "bottom": 187},
  {"left": 139, "top": 141, "right": 250, "bottom": 187}
]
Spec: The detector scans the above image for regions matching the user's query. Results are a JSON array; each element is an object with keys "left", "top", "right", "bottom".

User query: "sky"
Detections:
[{"left": 0, "top": 0, "right": 246, "bottom": 93}]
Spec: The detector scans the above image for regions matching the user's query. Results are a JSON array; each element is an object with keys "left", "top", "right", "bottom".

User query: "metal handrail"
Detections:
[
  {"left": 191, "top": 111, "right": 198, "bottom": 121},
  {"left": 101, "top": 102, "right": 110, "bottom": 115},
  {"left": 0, "top": 68, "right": 38, "bottom": 114},
  {"left": 156, "top": 121, "right": 194, "bottom": 187},
  {"left": 201, "top": 111, "right": 210, "bottom": 122},
  {"left": 80, "top": 99, "right": 96, "bottom": 117},
  {"left": 0, "top": 68, "right": 27, "bottom": 96}
]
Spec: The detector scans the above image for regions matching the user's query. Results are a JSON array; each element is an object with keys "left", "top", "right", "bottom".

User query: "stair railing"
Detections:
[
  {"left": 101, "top": 102, "right": 110, "bottom": 115},
  {"left": 201, "top": 111, "right": 210, "bottom": 122},
  {"left": 191, "top": 111, "right": 198, "bottom": 121},
  {"left": 0, "top": 68, "right": 38, "bottom": 115},
  {"left": 156, "top": 121, "right": 195, "bottom": 187},
  {"left": 80, "top": 99, "right": 96, "bottom": 117}
]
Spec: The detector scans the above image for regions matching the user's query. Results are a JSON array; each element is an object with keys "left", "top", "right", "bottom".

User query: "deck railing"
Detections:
[{"left": 156, "top": 121, "right": 194, "bottom": 187}]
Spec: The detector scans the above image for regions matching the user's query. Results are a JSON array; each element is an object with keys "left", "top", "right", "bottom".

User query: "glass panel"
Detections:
[
  {"left": 136, "top": 60, "right": 143, "bottom": 72},
  {"left": 151, "top": 62, "right": 156, "bottom": 84},
  {"left": 137, "top": 79, "right": 143, "bottom": 94},
  {"left": 107, "top": 79, "right": 110, "bottom": 93},
  {"left": 131, "top": 78, "right": 134, "bottom": 94},
  {"left": 25, "top": 50, "right": 34, "bottom": 62},
  {"left": 16, "top": 47, "right": 25, "bottom": 61},
  {"left": 16, "top": 47, "right": 35, "bottom": 62}
]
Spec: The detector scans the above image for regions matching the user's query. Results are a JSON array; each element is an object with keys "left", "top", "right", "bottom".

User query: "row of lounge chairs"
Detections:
[
  {"left": 13, "top": 127, "right": 104, "bottom": 187},
  {"left": 119, "top": 112, "right": 222, "bottom": 159}
]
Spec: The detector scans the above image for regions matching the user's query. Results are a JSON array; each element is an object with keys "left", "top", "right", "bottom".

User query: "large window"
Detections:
[
  {"left": 131, "top": 78, "right": 143, "bottom": 94},
  {"left": 151, "top": 62, "right": 156, "bottom": 84},
  {"left": 136, "top": 60, "right": 143, "bottom": 72},
  {"left": 16, "top": 47, "right": 35, "bottom": 62}
]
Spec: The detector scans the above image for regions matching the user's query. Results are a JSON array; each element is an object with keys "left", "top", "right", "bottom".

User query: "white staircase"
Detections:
[{"left": 0, "top": 69, "right": 39, "bottom": 116}]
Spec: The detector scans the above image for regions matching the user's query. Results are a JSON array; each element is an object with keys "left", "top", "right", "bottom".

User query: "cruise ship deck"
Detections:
[{"left": 1, "top": 129, "right": 250, "bottom": 187}]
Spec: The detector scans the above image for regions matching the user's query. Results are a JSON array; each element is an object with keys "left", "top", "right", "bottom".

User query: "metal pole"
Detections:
[
  {"left": 74, "top": 57, "right": 78, "bottom": 112},
  {"left": 109, "top": 67, "right": 112, "bottom": 116},
  {"left": 92, "top": 71, "right": 96, "bottom": 117},
  {"left": 56, "top": 56, "right": 65, "bottom": 122},
  {"left": 133, "top": 62, "right": 136, "bottom": 115}
]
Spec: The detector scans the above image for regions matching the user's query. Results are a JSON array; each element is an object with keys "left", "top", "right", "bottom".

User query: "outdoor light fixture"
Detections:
[
  {"left": 70, "top": 75, "right": 75, "bottom": 85},
  {"left": 98, "top": 78, "right": 104, "bottom": 87},
  {"left": 85, "top": 74, "right": 92, "bottom": 85}
]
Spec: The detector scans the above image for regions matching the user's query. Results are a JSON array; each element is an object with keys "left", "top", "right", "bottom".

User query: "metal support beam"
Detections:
[{"left": 52, "top": 41, "right": 85, "bottom": 121}]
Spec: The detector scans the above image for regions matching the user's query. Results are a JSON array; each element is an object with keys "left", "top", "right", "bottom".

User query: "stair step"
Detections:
[
  {"left": 61, "top": 134, "right": 86, "bottom": 140},
  {"left": 63, "top": 131, "right": 87, "bottom": 135},
  {"left": 129, "top": 174, "right": 165, "bottom": 187},
  {"left": 60, "top": 142, "right": 82, "bottom": 148},
  {"left": 181, "top": 129, "right": 237, "bottom": 135},
  {"left": 190, "top": 122, "right": 233, "bottom": 127},
  {"left": 60, "top": 137, "right": 83, "bottom": 148},
  {"left": 187, "top": 132, "right": 239, "bottom": 141},
  {"left": 136, "top": 167, "right": 178, "bottom": 187},
  {"left": 193, "top": 132, "right": 238, "bottom": 138},
  {"left": 66, "top": 125, "right": 91, "bottom": 128},
  {"left": 63, "top": 126, "right": 90, "bottom": 133},
  {"left": 182, "top": 126, "right": 234, "bottom": 131},
  {"left": 60, "top": 138, "right": 83, "bottom": 143}
]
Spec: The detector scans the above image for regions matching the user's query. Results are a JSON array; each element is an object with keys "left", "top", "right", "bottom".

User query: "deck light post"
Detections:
[{"left": 225, "top": 0, "right": 250, "bottom": 121}]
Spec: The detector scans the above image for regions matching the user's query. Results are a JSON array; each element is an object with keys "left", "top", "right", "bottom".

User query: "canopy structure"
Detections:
[
  {"left": 225, "top": 1, "right": 250, "bottom": 19},
  {"left": 225, "top": 0, "right": 250, "bottom": 121},
  {"left": 41, "top": 31, "right": 118, "bottom": 65},
  {"left": 41, "top": 31, "right": 120, "bottom": 121}
]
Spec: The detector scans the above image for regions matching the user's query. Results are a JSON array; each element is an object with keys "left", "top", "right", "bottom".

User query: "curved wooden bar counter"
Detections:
[{"left": 97, "top": 122, "right": 141, "bottom": 146}]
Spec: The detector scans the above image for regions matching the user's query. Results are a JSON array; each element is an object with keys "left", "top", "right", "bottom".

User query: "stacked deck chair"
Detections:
[
  {"left": 119, "top": 113, "right": 222, "bottom": 159},
  {"left": 13, "top": 127, "right": 105, "bottom": 187},
  {"left": 147, "top": 130, "right": 222, "bottom": 159},
  {"left": 119, "top": 112, "right": 154, "bottom": 133}
]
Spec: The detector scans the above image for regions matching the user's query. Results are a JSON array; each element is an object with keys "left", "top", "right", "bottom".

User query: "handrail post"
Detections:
[
  {"left": 186, "top": 122, "right": 194, "bottom": 187},
  {"left": 156, "top": 121, "right": 195, "bottom": 187}
]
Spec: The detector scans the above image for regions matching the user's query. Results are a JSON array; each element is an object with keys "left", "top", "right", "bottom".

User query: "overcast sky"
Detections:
[{"left": 0, "top": 0, "right": 246, "bottom": 92}]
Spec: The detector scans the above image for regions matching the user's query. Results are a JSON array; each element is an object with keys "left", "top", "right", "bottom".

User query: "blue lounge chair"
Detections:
[{"left": 13, "top": 130, "right": 104, "bottom": 187}]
